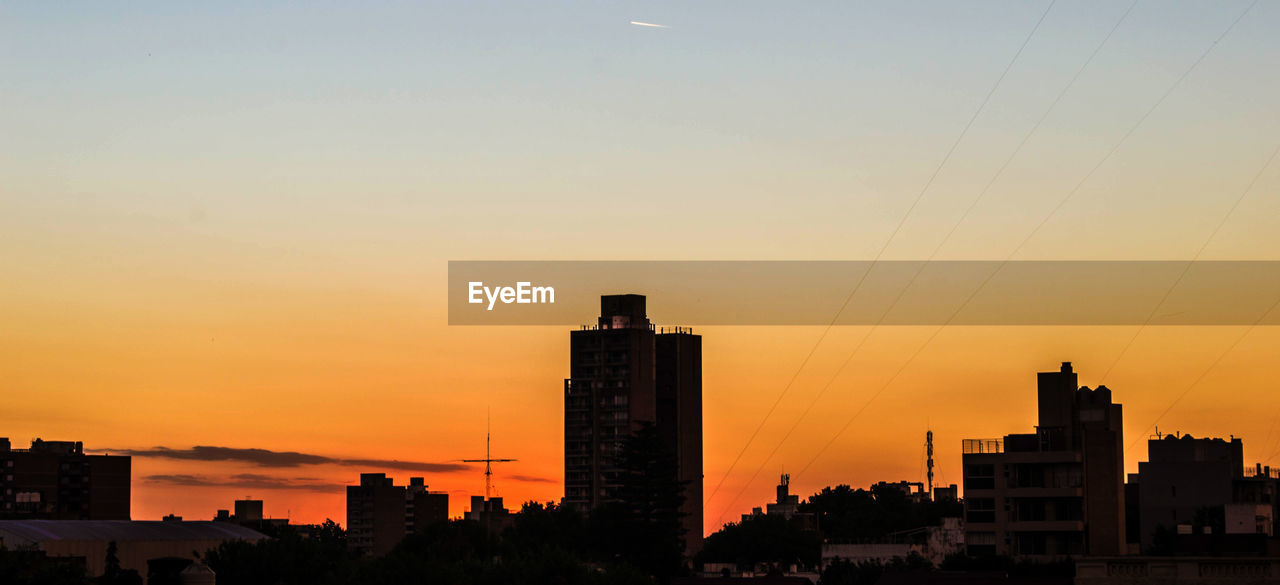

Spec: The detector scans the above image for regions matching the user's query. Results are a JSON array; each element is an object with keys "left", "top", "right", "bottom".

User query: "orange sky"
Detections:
[
  {"left": 5, "top": 271, "right": 1280, "bottom": 531},
  {"left": 3, "top": 0, "right": 1280, "bottom": 536}
]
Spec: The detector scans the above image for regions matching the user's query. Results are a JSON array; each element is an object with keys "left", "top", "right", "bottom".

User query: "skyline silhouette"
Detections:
[
  {"left": 11, "top": 306, "right": 1280, "bottom": 537},
  {"left": 4, "top": 0, "right": 1280, "bottom": 540}
]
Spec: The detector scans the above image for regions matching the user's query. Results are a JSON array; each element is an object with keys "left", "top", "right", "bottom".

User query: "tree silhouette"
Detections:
[
  {"left": 95, "top": 542, "right": 141, "bottom": 585},
  {"left": 697, "top": 514, "right": 820, "bottom": 570},
  {"left": 800, "top": 484, "right": 961, "bottom": 542},
  {"left": 313, "top": 519, "right": 346, "bottom": 549}
]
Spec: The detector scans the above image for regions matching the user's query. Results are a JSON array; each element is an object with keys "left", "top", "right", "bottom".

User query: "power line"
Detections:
[
  {"left": 1259, "top": 399, "right": 1280, "bottom": 463},
  {"left": 1125, "top": 294, "right": 1280, "bottom": 455},
  {"left": 1263, "top": 409, "right": 1280, "bottom": 463},
  {"left": 1097, "top": 143, "right": 1280, "bottom": 384},
  {"left": 701, "top": 0, "right": 1059, "bottom": 509},
  {"left": 791, "top": 0, "right": 1263, "bottom": 480},
  {"left": 709, "top": 0, "right": 1138, "bottom": 523}
]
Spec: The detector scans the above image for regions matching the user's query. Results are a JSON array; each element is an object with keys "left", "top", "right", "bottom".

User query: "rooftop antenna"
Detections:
[
  {"left": 926, "top": 429, "right": 935, "bottom": 498},
  {"left": 462, "top": 409, "right": 516, "bottom": 500}
]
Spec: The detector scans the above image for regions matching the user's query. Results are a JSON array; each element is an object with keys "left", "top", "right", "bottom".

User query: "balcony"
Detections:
[
  {"left": 963, "top": 439, "right": 1004, "bottom": 454},
  {"left": 578, "top": 323, "right": 656, "bottom": 331},
  {"left": 1243, "top": 466, "right": 1280, "bottom": 479},
  {"left": 1007, "top": 519, "right": 1086, "bottom": 532}
]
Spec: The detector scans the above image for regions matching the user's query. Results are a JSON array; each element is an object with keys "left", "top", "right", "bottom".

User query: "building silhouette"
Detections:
[
  {"left": 465, "top": 495, "right": 512, "bottom": 533},
  {"left": 1126, "top": 434, "right": 1277, "bottom": 553},
  {"left": 741, "top": 473, "right": 801, "bottom": 522},
  {"left": 962, "top": 362, "right": 1125, "bottom": 558},
  {"left": 234, "top": 498, "right": 263, "bottom": 522},
  {"left": 873, "top": 480, "right": 930, "bottom": 503},
  {"left": 346, "top": 473, "right": 449, "bottom": 556},
  {"left": 821, "top": 517, "right": 965, "bottom": 569},
  {"left": 407, "top": 477, "right": 449, "bottom": 534},
  {"left": 740, "top": 474, "right": 817, "bottom": 532},
  {"left": 933, "top": 484, "right": 959, "bottom": 502},
  {"left": 0, "top": 438, "right": 130, "bottom": 520},
  {"left": 212, "top": 498, "right": 292, "bottom": 532},
  {"left": 564, "top": 294, "right": 703, "bottom": 554}
]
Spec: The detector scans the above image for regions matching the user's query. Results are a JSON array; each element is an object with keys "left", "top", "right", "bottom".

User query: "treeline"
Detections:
[
  {"left": 698, "top": 482, "right": 963, "bottom": 573},
  {"left": 206, "top": 504, "right": 659, "bottom": 585},
  {"left": 0, "top": 541, "right": 145, "bottom": 585},
  {"left": 801, "top": 483, "right": 963, "bottom": 541}
]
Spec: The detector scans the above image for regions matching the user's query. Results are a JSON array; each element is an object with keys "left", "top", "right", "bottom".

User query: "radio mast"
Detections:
[{"left": 462, "top": 412, "right": 516, "bottom": 499}]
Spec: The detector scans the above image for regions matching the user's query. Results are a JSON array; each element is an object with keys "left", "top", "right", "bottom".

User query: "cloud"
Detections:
[
  {"left": 507, "top": 474, "right": 556, "bottom": 484},
  {"left": 144, "top": 473, "right": 345, "bottom": 493},
  {"left": 143, "top": 474, "right": 207, "bottom": 487},
  {"left": 115, "top": 446, "right": 328, "bottom": 467},
  {"left": 102, "top": 445, "right": 470, "bottom": 473},
  {"left": 341, "top": 458, "right": 470, "bottom": 473}
]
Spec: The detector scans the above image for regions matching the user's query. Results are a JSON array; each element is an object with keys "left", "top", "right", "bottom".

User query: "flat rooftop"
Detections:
[{"left": 0, "top": 520, "right": 267, "bottom": 544}]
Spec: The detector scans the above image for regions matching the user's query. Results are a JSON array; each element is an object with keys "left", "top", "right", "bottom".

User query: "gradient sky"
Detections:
[{"left": 3, "top": 1, "right": 1280, "bottom": 531}]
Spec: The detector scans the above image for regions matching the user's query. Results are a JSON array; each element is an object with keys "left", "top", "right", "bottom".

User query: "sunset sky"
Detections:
[{"left": 3, "top": 1, "right": 1280, "bottom": 532}]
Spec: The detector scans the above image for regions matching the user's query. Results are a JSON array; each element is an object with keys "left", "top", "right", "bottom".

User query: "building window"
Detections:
[
  {"left": 1012, "top": 464, "right": 1045, "bottom": 488},
  {"left": 1050, "top": 465, "right": 1082, "bottom": 488},
  {"left": 966, "top": 464, "right": 995, "bottom": 477},
  {"left": 1014, "top": 500, "right": 1046, "bottom": 521},
  {"left": 967, "top": 498, "right": 996, "bottom": 523},
  {"left": 968, "top": 532, "right": 996, "bottom": 545},
  {"left": 967, "top": 531, "right": 997, "bottom": 557},
  {"left": 965, "top": 466, "right": 995, "bottom": 490}
]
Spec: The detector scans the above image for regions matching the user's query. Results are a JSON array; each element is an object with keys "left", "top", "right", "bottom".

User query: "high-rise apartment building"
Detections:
[
  {"left": 347, "top": 473, "right": 405, "bottom": 557},
  {"left": 961, "top": 362, "right": 1125, "bottom": 559},
  {"left": 0, "top": 438, "right": 130, "bottom": 520},
  {"left": 564, "top": 294, "right": 703, "bottom": 554}
]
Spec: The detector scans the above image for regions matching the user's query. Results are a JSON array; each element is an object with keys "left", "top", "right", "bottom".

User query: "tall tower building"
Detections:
[
  {"left": 346, "top": 473, "right": 406, "bottom": 557},
  {"left": 564, "top": 294, "right": 703, "bottom": 554}
]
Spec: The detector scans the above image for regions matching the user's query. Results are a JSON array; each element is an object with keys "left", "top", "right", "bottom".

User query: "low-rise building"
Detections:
[
  {"left": 0, "top": 520, "right": 264, "bottom": 578},
  {"left": 465, "top": 496, "right": 512, "bottom": 532},
  {"left": 0, "top": 438, "right": 130, "bottom": 520},
  {"left": 347, "top": 473, "right": 451, "bottom": 556},
  {"left": 741, "top": 474, "right": 817, "bottom": 531},
  {"left": 821, "top": 517, "right": 964, "bottom": 567},
  {"left": 1126, "top": 434, "right": 1278, "bottom": 555},
  {"left": 1077, "top": 557, "right": 1280, "bottom": 585}
]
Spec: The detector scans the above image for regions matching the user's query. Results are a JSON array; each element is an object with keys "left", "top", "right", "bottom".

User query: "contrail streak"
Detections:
[{"left": 630, "top": 21, "right": 669, "bottom": 29}]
